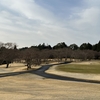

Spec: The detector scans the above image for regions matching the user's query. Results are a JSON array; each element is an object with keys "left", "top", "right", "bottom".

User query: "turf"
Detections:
[{"left": 56, "top": 63, "right": 100, "bottom": 74}]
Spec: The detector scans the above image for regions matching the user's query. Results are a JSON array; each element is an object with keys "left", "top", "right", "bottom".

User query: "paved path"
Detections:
[
  {"left": 0, "top": 63, "right": 100, "bottom": 84},
  {"left": 33, "top": 64, "right": 100, "bottom": 84}
]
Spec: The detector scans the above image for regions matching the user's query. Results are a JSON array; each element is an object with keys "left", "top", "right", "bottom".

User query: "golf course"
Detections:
[{"left": 0, "top": 60, "right": 100, "bottom": 100}]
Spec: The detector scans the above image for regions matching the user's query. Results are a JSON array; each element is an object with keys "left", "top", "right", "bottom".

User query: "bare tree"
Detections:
[
  {"left": 21, "top": 48, "right": 42, "bottom": 70},
  {"left": 0, "top": 42, "right": 18, "bottom": 68}
]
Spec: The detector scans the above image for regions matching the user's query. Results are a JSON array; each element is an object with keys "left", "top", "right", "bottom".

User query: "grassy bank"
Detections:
[{"left": 56, "top": 63, "right": 100, "bottom": 74}]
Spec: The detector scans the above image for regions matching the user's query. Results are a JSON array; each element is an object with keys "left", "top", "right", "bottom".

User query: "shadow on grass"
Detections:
[{"left": 0, "top": 62, "right": 100, "bottom": 84}]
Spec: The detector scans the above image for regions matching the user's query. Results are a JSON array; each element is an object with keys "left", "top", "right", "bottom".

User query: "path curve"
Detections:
[
  {"left": 33, "top": 64, "right": 100, "bottom": 84},
  {"left": 0, "top": 63, "right": 100, "bottom": 84}
]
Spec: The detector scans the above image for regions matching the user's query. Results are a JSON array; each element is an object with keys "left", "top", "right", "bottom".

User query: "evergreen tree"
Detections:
[
  {"left": 53, "top": 42, "right": 67, "bottom": 49},
  {"left": 80, "top": 43, "right": 92, "bottom": 50},
  {"left": 97, "top": 41, "right": 100, "bottom": 51},
  {"left": 69, "top": 44, "right": 79, "bottom": 50}
]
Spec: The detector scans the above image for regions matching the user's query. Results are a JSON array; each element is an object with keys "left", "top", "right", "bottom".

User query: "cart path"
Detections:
[
  {"left": 0, "top": 63, "right": 100, "bottom": 84},
  {"left": 33, "top": 64, "right": 100, "bottom": 84}
]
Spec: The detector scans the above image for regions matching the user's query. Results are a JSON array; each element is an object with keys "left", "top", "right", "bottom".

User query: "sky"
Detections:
[{"left": 0, "top": 0, "right": 100, "bottom": 48}]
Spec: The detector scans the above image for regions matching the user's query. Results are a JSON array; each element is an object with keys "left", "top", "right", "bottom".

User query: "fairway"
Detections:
[{"left": 56, "top": 63, "right": 100, "bottom": 74}]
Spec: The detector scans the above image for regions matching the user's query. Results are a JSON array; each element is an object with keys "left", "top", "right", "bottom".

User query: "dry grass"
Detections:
[
  {"left": 0, "top": 62, "right": 100, "bottom": 100},
  {"left": 0, "top": 73, "right": 100, "bottom": 100}
]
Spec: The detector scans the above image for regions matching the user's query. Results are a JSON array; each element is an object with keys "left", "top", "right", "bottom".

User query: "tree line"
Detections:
[
  {"left": 0, "top": 41, "right": 100, "bottom": 70},
  {"left": 27, "top": 41, "right": 100, "bottom": 51}
]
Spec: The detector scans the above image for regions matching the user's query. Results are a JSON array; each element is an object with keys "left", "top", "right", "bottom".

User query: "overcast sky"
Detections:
[{"left": 0, "top": 0, "right": 100, "bottom": 47}]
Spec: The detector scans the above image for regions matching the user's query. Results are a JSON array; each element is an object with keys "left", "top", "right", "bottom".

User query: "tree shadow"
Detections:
[{"left": 0, "top": 70, "right": 33, "bottom": 78}]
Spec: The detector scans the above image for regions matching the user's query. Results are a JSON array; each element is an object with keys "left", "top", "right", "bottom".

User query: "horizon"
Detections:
[
  {"left": 1, "top": 41, "right": 99, "bottom": 49},
  {"left": 0, "top": 0, "right": 100, "bottom": 48}
]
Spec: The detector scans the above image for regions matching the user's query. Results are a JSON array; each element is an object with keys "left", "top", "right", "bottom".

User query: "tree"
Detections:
[
  {"left": 37, "top": 43, "right": 52, "bottom": 50},
  {"left": 4, "top": 42, "right": 17, "bottom": 49},
  {"left": 97, "top": 41, "right": 100, "bottom": 51},
  {"left": 21, "top": 48, "right": 42, "bottom": 70},
  {"left": 69, "top": 44, "right": 78, "bottom": 50},
  {"left": 19, "top": 47, "right": 28, "bottom": 51},
  {"left": 80, "top": 43, "right": 92, "bottom": 50},
  {"left": 92, "top": 44, "right": 97, "bottom": 51},
  {"left": 53, "top": 42, "right": 67, "bottom": 49},
  {"left": 0, "top": 48, "right": 17, "bottom": 68},
  {"left": 87, "top": 43, "right": 92, "bottom": 50},
  {"left": 41, "top": 49, "right": 52, "bottom": 63},
  {"left": 0, "top": 42, "right": 18, "bottom": 68}
]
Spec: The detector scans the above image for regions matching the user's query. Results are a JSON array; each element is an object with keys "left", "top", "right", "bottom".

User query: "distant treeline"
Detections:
[
  {"left": 0, "top": 41, "right": 100, "bottom": 70},
  {"left": 20, "top": 41, "right": 100, "bottom": 51}
]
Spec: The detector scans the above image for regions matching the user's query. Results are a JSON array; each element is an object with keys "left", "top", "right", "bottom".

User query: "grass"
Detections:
[{"left": 56, "top": 63, "right": 100, "bottom": 74}]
